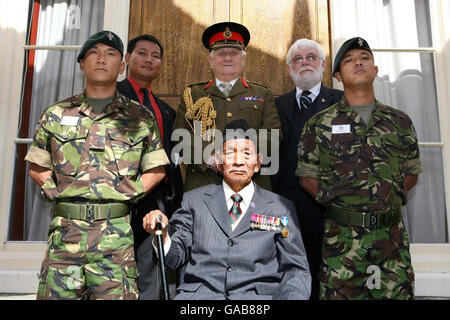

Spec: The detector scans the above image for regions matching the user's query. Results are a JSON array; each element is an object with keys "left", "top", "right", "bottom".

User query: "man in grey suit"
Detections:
[{"left": 143, "top": 119, "right": 311, "bottom": 300}]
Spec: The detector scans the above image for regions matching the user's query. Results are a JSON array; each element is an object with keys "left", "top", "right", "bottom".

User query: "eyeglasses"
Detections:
[{"left": 291, "top": 54, "right": 322, "bottom": 64}]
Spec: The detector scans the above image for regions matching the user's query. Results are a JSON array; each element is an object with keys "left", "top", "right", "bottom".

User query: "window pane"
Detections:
[
  {"left": 373, "top": 52, "right": 440, "bottom": 143},
  {"left": 332, "top": 0, "right": 432, "bottom": 48},
  {"left": 8, "top": 0, "right": 105, "bottom": 241},
  {"left": 404, "top": 147, "right": 448, "bottom": 243}
]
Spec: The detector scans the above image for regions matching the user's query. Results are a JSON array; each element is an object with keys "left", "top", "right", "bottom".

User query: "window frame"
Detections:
[{"left": 0, "top": 0, "right": 130, "bottom": 294}]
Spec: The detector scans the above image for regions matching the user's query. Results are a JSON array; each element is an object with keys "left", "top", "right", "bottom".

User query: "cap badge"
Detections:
[
  {"left": 358, "top": 38, "right": 364, "bottom": 47},
  {"left": 107, "top": 32, "right": 114, "bottom": 41},
  {"left": 223, "top": 27, "right": 232, "bottom": 39}
]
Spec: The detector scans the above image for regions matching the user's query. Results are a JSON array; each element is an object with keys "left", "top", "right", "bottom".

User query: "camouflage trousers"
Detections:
[
  {"left": 37, "top": 215, "right": 138, "bottom": 300},
  {"left": 319, "top": 219, "right": 414, "bottom": 300}
]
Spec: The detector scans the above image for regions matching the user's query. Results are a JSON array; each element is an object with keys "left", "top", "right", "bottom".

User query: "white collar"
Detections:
[
  {"left": 296, "top": 82, "right": 322, "bottom": 101},
  {"left": 216, "top": 77, "right": 239, "bottom": 89},
  {"left": 222, "top": 180, "right": 254, "bottom": 208}
]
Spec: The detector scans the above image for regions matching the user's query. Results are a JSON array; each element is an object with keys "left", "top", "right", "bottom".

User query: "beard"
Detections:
[{"left": 289, "top": 65, "right": 324, "bottom": 90}]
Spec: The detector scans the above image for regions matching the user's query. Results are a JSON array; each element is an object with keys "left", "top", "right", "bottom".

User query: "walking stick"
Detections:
[{"left": 155, "top": 214, "right": 170, "bottom": 300}]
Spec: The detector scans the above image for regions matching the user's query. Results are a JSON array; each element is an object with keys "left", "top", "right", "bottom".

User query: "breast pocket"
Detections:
[
  {"left": 50, "top": 127, "right": 88, "bottom": 176},
  {"left": 320, "top": 133, "right": 361, "bottom": 183},
  {"left": 108, "top": 128, "right": 148, "bottom": 177},
  {"left": 238, "top": 100, "right": 264, "bottom": 128}
]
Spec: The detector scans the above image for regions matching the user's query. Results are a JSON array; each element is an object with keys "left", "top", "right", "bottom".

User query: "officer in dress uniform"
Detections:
[
  {"left": 25, "top": 31, "right": 169, "bottom": 300},
  {"left": 173, "top": 22, "right": 282, "bottom": 192}
]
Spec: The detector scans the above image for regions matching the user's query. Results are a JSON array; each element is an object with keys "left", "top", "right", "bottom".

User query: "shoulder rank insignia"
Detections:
[
  {"left": 241, "top": 78, "right": 250, "bottom": 88},
  {"left": 203, "top": 80, "right": 214, "bottom": 90}
]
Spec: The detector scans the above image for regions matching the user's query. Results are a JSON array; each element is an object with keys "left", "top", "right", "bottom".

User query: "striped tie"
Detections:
[
  {"left": 300, "top": 90, "right": 312, "bottom": 111},
  {"left": 229, "top": 193, "right": 243, "bottom": 223}
]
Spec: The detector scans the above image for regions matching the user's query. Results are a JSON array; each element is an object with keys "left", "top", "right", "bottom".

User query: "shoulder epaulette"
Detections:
[
  {"left": 203, "top": 80, "right": 215, "bottom": 90},
  {"left": 186, "top": 80, "right": 212, "bottom": 89},
  {"left": 51, "top": 94, "right": 83, "bottom": 108},
  {"left": 244, "top": 79, "right": 268, "bottom": 89},
  {"left": 241, "top": 77, "right": 250, "bottom": 88}
]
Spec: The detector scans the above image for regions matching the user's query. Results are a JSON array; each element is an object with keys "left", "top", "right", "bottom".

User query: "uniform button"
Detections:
[
  {"left": 227, "top": 98, "right": 232, "bottom": 102},
  {"left": 227, "top": 112, "right": 232, "bottom": 118},
  {"left": 253, "top": 105, "right": 258, "bottom": 110},
  {"left": 191, "top": 168, "right": 195, "bottom": 173},
  {"left": 226, "top": 265, "right": 232, "bottom": 272},
  {"left": 224, "top": 291, "right": 230, "bottom": 297},
  {"left": 228, "top": 239, "right": 234, "bottom": 246}
]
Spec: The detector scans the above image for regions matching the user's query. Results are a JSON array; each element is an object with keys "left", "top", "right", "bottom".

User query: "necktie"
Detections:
[
  {"left": 141, "top": 87, "right": 164, "bottom": 142},
  {"left": 220, "top": 82, "right": 232, "bottom": 97},
  {"left": 299, "top": 90, "right": 312, "bottom": 111},
  {"left": 229, "top": 193, "right": 243, "bottom": 223}
]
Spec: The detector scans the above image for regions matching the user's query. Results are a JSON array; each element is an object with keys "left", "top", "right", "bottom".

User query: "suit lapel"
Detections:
[
  {"left": 285, "top": 90, "right": 297, "bottom": 126},
  {"left": 118, "top": 79, "right": 140, "bottom": 102},
  {"left": 203, "top": 184, "right": 232, "bottom": 237},
  {"left": 231, "top": 185, "right": 273, "bottom": 238},
  {"left": 311, "top": 85, "right": 333, "bottom": 112}
]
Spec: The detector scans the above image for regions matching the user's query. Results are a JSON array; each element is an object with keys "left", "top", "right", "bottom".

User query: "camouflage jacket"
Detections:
[
  {"left": 173, "top": 77, "right": 281, "bottom": 191},
  {"left": 25, "top": 92, "right": 169, "bottom": 202},
  {"left": 296, "top": 97, "right": 423, "bottom": 212}
]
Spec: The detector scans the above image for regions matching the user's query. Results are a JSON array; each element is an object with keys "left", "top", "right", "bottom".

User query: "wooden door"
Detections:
[{"left": 129, "top": 0, "right": 332, "bottom": 108}]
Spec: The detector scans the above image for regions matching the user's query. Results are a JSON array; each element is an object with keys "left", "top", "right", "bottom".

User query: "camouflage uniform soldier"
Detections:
[
  {"left": 174, "top": 22, "right": 281, "bottom": 192},
  {"left": 296, "top": 37, "right": 423, "bottom": 300},
  {"left": 25, "top": 31, "right": 169, "bottom": 300}
]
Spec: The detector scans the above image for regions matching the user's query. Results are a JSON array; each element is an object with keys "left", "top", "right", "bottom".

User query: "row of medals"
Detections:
[{"left": 250, "top": 214, "right": 289, "bottom": 238}]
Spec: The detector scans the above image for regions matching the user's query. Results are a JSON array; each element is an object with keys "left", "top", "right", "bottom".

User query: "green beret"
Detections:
[
  {"left": 333, "top": 37, "right": 372, "bottom": 77},
  {"left": 77, "top": 30, "right": 124, "bottom": 62}
]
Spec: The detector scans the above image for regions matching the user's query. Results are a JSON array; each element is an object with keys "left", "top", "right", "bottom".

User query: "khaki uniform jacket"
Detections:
[{"left": 174, "top": 78, "right": 282, "bottom": 191}]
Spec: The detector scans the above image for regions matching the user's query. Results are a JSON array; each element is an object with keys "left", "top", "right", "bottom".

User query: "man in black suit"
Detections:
[
  {"left": 117, "top": 34, "right": 183, "bottom": 299},
  {"left": 272, "top": 39, "right": 343, "bottom": 300}
]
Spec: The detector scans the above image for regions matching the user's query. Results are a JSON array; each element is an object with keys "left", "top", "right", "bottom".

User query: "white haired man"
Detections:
[{"left": 272, "top": 38, "right": 343, "bottom": 300}]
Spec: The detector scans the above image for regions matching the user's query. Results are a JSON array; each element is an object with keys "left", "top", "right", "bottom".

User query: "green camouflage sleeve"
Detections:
[
  {"left": 404, "top": 121, "right": 423, "bottom": 175},
  {"left": 24, "top": 110, "right": 59, "bottom": 199},
  {"left": 296, "top": 118, "right": 321, "bottom": 179},
  {"left": 296, "top": 118, "right": 332, "bottom": 204},
  {"left": 24, "top": 113, "right": 52, "bottom": 169},
  {"left": 140, "top": 117, "right": 169, "bottom": 173}
]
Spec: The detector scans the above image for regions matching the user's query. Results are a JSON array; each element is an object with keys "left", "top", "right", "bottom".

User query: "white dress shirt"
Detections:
[
  {"left": 216, "top": 77, "right": 239, "bottom": 94},
  {"left": 295, "top": 82, "right": 322, "bottom": 110},
  {"left": 223, "top": 180, "right": 255, "bottom": 231}
]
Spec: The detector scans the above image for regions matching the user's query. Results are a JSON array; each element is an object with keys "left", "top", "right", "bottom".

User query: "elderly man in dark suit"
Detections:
[
  {"left": 143, "top": 119, "right": 311, "bottom": 300},
  {"left": 117, "top": 34, "right": 183, "bottom": 300},
  {"left": 272, "top": 39, "right": 343, "bottom": 300}
]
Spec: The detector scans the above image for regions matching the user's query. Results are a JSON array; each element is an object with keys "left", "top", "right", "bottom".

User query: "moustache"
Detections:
[
  {"left": 299, "top": 66, "right": 315, "bottom": 73},
  {"left": 226, "top": 167, "right": 249, "bottom": 175}
]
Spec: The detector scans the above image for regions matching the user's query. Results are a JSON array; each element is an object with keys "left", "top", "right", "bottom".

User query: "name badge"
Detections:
[
  {"left": 332, "top": 124, "right": 351, "bottom": 134},
  {"left": 61, "top": 116, "right": 80, "bottom": 126}
]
